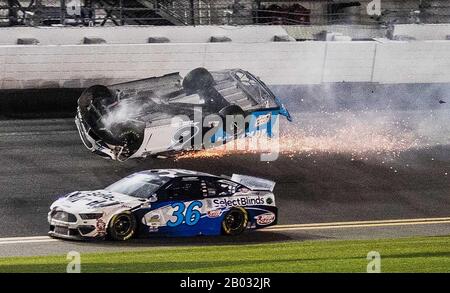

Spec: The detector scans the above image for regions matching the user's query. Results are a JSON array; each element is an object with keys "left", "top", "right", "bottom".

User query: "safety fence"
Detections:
[{"left": 1, "top": 0, "right": 450, "bottom": 27}]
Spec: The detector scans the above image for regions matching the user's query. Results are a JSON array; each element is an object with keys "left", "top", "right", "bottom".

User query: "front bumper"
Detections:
[
  {"left": 75, "top": 109, "right": 118, "bottom": 160},
  {"left": 48, "top": 225, "right": 87, "bottom": 241},
  {"left": 48, "top": 209, "right": 104, "bottom": 240}
]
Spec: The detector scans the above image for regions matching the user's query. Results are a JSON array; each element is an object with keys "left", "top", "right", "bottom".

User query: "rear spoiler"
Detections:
[
  {"left": 231, "top": 174, "right": 275, "bottom": 192},
  {"left": 274, "top": 96, "right": 292, "bottom": 122}
]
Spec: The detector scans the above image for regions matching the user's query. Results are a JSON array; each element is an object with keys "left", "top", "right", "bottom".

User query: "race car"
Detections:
[
  {"left": 75, "top": 67, "right": 291, "bottom": 161},
  {"left": 48, "top": 169, "right": 277, "bottom": 241}
]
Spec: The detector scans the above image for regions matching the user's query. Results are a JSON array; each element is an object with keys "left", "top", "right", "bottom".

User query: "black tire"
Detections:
[
  {"left": 219, "top": 105, "right": 246, "bottom": 139},
  {"left": 108, "top": 212, "right": 137, "bottom": 241},
  {"left": 78, "top": 85, "right": 119, "bottom": 145},
  {"left": 78, "top": 85, "right": 115, "bottom": 117},
  {"left": 110, "top": 121, "right": 145, "bottom": 152},
  {"left": 222, "top": 207, "right": 248, "bottom": 236},
  {"left": 182, "top": 67, "right": 215, "bottom": 94}
]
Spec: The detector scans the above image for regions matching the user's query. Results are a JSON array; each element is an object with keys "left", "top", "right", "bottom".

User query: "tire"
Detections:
[
  {"left": 222, "top": 207, "right": 248, "bottom": 236},
  {"left": 78, "top": 85, "right": 115, "bottom": 118},
  {"left": 182, "top": 67, "right": 215, "bottom": 94},
  {"left": 219, "top": 105, "right": 246, "bottom": 139},
  {"left": 78, "top": 85, "right": 118, "bottom": 144},
  {"left": 110, "top": 121, "right": 145, "bottom": 150},
  {"left": 108, "top": 212, "right": 137, "bottom": 241}
]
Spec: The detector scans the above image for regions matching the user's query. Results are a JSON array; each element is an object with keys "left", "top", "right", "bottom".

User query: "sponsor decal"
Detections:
[
  {"left": 255, "top": 212, "right": 275, "bottom": 226},
  {"left": 67, "top": 192, "right": 122, "bottom": 208},
  {"left": 238, "top": 187, "right": 251, "bottom": 193},
  {"left": 207, "top": 209, "right": 223, "bottom": 218},
  {"left": 255, "top": 113, "right": 271, "bottom": 127},
  {"left": 96, "top": 218, "right": 106, "bottom": 234},
  {"left": 148, "top": 214, "right": 160, "bottom": 224},
  {"left": 148, "top": 226, "right": 159, "bottom": 233},
  {"left": 141, "top": 202, "right": 151, "bottom": 208},
  {"left": 266, "top": 197, "right": 273, "bottom": 205},
  {"left": 121, "top": 204, "right": 134, "bottom": 209},
  {"left": 212, "top": 196, "right": 265, "bottom": 208}
]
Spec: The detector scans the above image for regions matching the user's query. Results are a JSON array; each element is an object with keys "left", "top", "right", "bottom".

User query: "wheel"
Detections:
[
  {"left": 108, "top": 212, "right": 137, "bottom": 241},
  {"left": 222, "top": 207, "right": 248, "bottom": 236},
  {"left": 110, "top": 121, "right": 145, "bottom": 152},
  {"left": 78, "top": 84, "right": 119, "bottom": 145},
  {"left": 78, "top": 85, "right": 115, "bottom": 118},
  {"left": 219, "top": 105, "right": 246, "bottom": 139},
  {"left": 182, "top": 67, "right": 215, "bottom": 94}
]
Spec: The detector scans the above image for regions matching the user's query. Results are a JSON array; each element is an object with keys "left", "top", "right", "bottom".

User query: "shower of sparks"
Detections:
[
  {"left": 175, "top": 106, "right": 450, "bottom": 162},
  {"left": 175, "top": 113, "right": 425, "bottom": 161}
]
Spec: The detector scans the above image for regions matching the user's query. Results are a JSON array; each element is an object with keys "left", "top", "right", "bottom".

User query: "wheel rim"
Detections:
[
  {"left": 225, "top": 210, "right": 244, "bottom": 231},
  {"left": 114, "top": 215, "right": 132, "bottom": 236}
]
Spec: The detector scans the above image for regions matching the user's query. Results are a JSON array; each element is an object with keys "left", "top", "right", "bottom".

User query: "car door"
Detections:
[{"left": 142, "top": 177, "right": 208, "bottom": 236}]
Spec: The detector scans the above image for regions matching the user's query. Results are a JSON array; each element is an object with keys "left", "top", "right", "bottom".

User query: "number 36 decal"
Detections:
[{"left": 167, "top": 201, "right": 203, "bottom": 227}]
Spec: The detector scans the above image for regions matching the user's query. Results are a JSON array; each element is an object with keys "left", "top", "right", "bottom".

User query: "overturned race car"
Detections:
[
  {"left": 48, "top": 169, "right": 278, "bottom": 241},
  {"left": 75, "top": 67, "right": 291, "bottom": 161}
]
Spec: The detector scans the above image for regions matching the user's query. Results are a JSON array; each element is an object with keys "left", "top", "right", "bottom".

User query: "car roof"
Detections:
[{"left": 135, "top": 169, "right": 220, "bottom": 179}]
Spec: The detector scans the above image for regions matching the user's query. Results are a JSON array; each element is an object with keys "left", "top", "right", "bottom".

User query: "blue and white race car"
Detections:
[
  {"left": 48, "top": 169, "right": 277, "bottom": 240},
  {"left": 75, "top": 67, "right": 291, "bottom": 161}
]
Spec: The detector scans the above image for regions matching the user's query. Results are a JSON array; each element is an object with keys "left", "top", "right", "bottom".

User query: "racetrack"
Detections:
[{"left": 0, "top": 111, "right": 449, "bottom": 256}]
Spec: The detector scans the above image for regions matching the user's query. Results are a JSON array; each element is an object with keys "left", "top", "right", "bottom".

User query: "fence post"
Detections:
[
  {"left": 60, "top": 0, "right": 66, "bottom": 25},
  {"left": 190, "top": 0, "right": 195, "bottom": 25},
  {"left": 119, "top": 0, "right": 124, "bottom": 25}
]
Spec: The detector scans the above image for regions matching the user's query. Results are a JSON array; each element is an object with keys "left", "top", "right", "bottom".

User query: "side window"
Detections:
[
  {"left": 162, "top": 177, "right": 205, "bottom": 201},
  {"left": 205, "top": 178, "right": 239, "bottom": 198}
]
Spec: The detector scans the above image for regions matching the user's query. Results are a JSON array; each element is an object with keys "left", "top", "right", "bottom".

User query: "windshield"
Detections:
[{"left": 105, "top": 173, "right": 168, "bottom": 198}]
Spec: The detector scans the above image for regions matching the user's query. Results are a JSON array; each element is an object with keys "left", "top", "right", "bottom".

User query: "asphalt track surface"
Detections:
[{"left": 0, "top": 115, "right": 449, "bottom": 256}]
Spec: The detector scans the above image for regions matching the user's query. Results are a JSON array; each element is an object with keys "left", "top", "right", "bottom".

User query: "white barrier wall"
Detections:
[
  {"left": 1, "top": 39, "right": 450, "bottom": 89},
  {"left": 393, "top": 24, "right": 450, "bottom": 41},
  {"left": 373, "top": 41, "right": 450, "bottom": 84},
  {"left": 0, "top": 42, "right": 326, "bottom": 89},
  {"left": 0, "top": 26, "right": 288, "bottom": 45},
  {"left": 322, "top": 42, "right": 376, "bottom": 83},
  {"left": 284, "top": 25, "right": 386, "bottom": 40}
]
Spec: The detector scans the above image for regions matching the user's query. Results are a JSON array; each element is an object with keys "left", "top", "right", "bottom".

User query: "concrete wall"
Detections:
[
  {"left": 1, "top": 25, "right": 450, "bottom": 89},
  {"left": 393, "top": 24, "right": 450, "bottom": 41},
  {"left": 0, "top": 42, "right": 326, "bottom": 89},
  {"left": 284, "top": 25, "right": 386, "bottom": 40},
  {"left": 373, "top": 41, "right": 450, "bottom": 84},
  {"left": 0, "top": 26, "right": 288, "bottom": 45},
  {"left": 322, "top": 42, "right": 376, "bottom": 83}
]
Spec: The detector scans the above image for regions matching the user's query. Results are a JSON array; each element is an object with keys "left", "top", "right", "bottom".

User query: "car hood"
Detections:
[{"left": 50, "top": 190, "right": 143, "bottom": 213}]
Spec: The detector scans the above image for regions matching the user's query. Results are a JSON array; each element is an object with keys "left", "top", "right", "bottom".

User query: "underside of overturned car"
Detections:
[{"left": 75, "top": 67, "right": 291, "bottom": 161}]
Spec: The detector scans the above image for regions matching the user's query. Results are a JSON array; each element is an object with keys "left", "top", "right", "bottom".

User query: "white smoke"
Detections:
[{"left": 100, "top": 101, "right": 142, "bottom": 131}]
